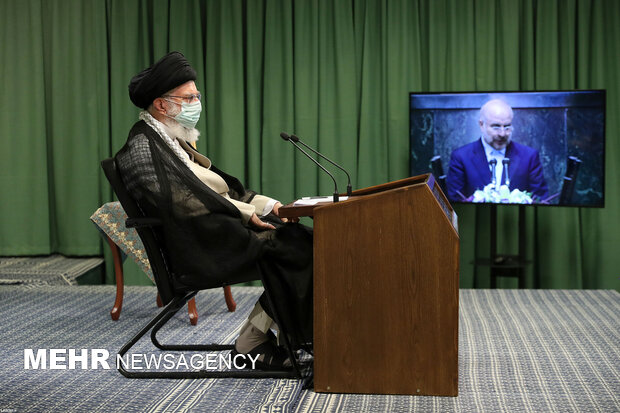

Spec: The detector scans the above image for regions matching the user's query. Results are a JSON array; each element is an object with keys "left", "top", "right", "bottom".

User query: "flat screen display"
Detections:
[{"left": 409, "top": 90, "right": 605, "bottom": 207}]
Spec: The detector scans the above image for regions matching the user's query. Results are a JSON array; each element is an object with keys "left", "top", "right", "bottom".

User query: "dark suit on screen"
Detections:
[{"left": 446, "top": 139, "right": 549, "bottom": 202}]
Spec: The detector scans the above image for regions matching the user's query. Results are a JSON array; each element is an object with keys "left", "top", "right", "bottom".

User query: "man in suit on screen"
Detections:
[{"left": 446, "top": 99, "right": 549, "bottom": 202}]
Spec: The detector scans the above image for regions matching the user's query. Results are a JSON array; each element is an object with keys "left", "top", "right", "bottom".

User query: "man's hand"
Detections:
[
  {"left": 272, "top": 202, "right": 287, "bottom": 222},
  {"left": 273, "top": 202, "right": 299, "bottom": 223},
  {"left": 249, "top": 213, "right": 276, "bottom": 230}
]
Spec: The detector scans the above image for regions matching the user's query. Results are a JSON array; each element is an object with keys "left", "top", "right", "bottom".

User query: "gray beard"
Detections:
[{"left": 162, "top": 120, "right": 200, "bottom": 143}]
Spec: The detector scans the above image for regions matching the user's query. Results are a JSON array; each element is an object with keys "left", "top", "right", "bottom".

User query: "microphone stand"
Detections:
[
  {"left": 290, "top": 134, "right": 353, "bottom": 196},
  {"left": 489, "top": 158, "right": 498, "bottom": 190},
  {"left": 503, "top": 158, "right": 511, "bottom": 187},
  {"left": 280, "top": 133, "right": 340, "bottom": 202}
]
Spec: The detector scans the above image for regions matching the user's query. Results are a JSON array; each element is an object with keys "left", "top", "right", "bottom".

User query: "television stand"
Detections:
[{"left": 474, "top": 204, "right": 529, "bottom": 288}]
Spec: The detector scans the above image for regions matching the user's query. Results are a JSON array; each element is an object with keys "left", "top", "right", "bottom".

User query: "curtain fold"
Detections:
[
  {"left": 0, "top": 0, "right": 51, "bottom": 254},
  {"left": 41, "top": 0, "right": 110, "bottom": 255},
  {"left": 0, "top": 0, "right": 617, "bottom": 289}
]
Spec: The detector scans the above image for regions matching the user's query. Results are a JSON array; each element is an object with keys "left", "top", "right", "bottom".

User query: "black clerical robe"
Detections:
[{"left": 115, "top": 120, "right": 313, "bottom": 345}]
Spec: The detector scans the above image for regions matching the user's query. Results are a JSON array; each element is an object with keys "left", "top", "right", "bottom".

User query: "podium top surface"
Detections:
[{"left": 279, "top": 173, "right": 451, "bottom": 218}]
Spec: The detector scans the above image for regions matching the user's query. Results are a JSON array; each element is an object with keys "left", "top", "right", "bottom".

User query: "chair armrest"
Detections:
[{"left": 125, "top": 217, "right": 163, "bottom": 228}]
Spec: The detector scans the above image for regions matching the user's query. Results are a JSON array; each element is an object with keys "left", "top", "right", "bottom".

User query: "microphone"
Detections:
[
  {"left": 290, "top": 134, "right": 353, "bottom": 196},
  {"left": 502, "top": 158, "right": 511, "bottom": 187},
  {"left": 489, "top": 159, "right": 498, "bottom": 188},
  {"left": 280, "top": 132, "right": 340, "bottom": 202}
]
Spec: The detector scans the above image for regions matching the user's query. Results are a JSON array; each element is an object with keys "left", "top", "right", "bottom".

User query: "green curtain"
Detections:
[{"left": 0, "top": 0, "right": 618, "bottom": 290}]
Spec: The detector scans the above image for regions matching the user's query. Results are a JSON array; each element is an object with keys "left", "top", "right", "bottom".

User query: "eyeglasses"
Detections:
[
  {"left": 163, "top": 93, "right": 202, "bottom": 104},
  {"left": 490, "top": 125, "right": 513, "bottom": 132}
]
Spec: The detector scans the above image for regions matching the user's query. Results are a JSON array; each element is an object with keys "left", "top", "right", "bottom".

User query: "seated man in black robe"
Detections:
[{"left": 115, "top": 51, "right": 312, "bottom": 369}]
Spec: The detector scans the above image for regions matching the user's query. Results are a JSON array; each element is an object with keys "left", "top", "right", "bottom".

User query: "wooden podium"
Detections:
[{"left": 280, "top": 174, "right": 460, "bottom": 396}]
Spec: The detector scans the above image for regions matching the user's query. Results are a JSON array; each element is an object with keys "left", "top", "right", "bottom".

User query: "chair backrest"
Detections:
[
  {"left": 430, "top": 155, "right": 448, "bottom": 196},
  {"left": 101, "top": 157, "right": 176, "bottom": 304},
  {"left": 559, "top": 156, "right": 582, "bottom": 205}
]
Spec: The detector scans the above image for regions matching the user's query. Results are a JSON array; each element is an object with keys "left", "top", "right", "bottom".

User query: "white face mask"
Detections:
[{"left": 165, "top": 99, "right": 202, "bottom": 129}]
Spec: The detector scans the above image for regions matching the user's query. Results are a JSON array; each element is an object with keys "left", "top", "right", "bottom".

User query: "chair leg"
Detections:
[
  {"left": 223, "top": 286, "right": 236, "bottom": 312},
  {"left": 106, "top": 236, "right": 201, "bottom": 327},
  {"left": 106, "top": 236, "right": 124, "bottom": 321},
  {"left": 118, "top": 291, "right": 299, "bottom": 379},
  {"left": 188, "top": 297, "right": 198, "bottom": 325},
  {"left": 150, "top": 293, "right": 232, "bottom": 352},
  {"left": 161, "top": 293, "right": 197, "bottom": 325},
  {"left": 117, "top": 295, "right": 187, "bottom": 362}
]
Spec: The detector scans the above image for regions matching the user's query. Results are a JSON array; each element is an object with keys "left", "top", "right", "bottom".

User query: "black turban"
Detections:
[{"left": 128, "top": 51, "right": 197, "bottom": 109}]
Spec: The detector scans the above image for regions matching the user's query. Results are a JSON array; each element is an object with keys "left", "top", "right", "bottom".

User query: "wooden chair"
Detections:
[{"left": 92, "top": 202, "right": 236, "bottom": 325}]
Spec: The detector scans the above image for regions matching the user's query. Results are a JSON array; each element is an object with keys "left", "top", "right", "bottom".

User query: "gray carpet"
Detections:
[
  {"left": 296, "top": 289, "right": 620, "bottom": 412},
  {"left": 0, "top": 286, "right": 618, "bottom": 412},
  {"left": 0, "top": 255, "right": 103, "bottom": 285}
]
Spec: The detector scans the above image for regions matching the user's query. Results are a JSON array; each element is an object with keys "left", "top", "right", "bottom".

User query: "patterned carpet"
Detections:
[
  {"left": 0, "top": 255, "right": 103, "bottom": 285},
  {"left": 0, "top": 286, "right": 618, "bottom": 412},
  {"left": 296, "top": 289, "right": 620, "bottom": 412}
]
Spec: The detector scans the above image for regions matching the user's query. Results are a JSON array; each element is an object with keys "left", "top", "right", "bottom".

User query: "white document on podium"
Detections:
[{"left": 293, "top": 196, "right": 349, "bottom": 206}]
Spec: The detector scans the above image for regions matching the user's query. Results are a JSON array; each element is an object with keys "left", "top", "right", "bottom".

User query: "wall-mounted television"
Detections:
[{"left": 409, "top": 90, "right": 605, "bottom": 207}]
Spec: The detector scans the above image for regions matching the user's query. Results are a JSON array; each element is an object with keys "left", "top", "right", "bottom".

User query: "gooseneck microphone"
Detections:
[
  {"left": 280, "top": 132, "right": 340, "bottom": 202},
  {"left": 290, "top": 134, "right": 353, "bottom": 196},
  {"left": 489, "top": 158, "right": 498, "bottom": 188},
  {"left": 502, "top": 158, "right": 511, "bottom": 187}
]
